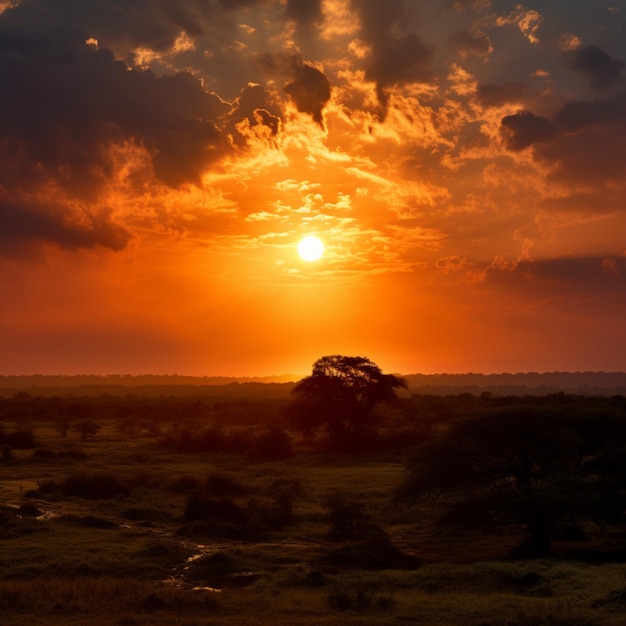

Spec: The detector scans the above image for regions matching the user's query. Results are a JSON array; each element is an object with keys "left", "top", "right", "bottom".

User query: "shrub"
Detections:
[
  {"left": 248, "top": 428, "right": 293, "bottom": 462},
  {"left": 322, "top": 537, "right": 420, "bottom": 570},
  {"left": 0, "top": 429, "right": 36, "bottom": 449},
  {"left": 266, "top": 477, "right": 304, "bottom": 499},
  {"left": 36, "top": 479, "right": 57, "bottom": 494},
  {"left": 62, "top": 473, "right": 130, "bottom": 499},
  {"left": 247, "top": 491, "right": 294, "bottom": 533},
  {"left": 169, "top": 475, "right": 200, "bottom": 492},
  {"left": 17, "top": 502, "right": 41, "bottom": 517},
  {"left": 121, "top": 507, "right": 163, "bottom": 522},
  {"left": 31, "top": 448, "right": 57, "bottom": 460},
  {"left": 327, "top": 586, "right": 394, "bottom": 612},
  {"left": 196, "top": 427, "right": 228, "bottom": 453},
  {"left": 205, "top": 472, "right": 249, "bottom": 496},
  {"left": 182, "top": 492, "right": 248, "bottom": 526},
  {"left": 181, "top": 493, "right": 249, "bottom": 539},
  {"left": 56, "top": 448, "right": 88, "bottom": 460},
  {"left": 57, "top": 514, "right": 118, "bottom": 529},
  {"left": 325, "top": 492, "right": 379, "bottom": 542}
]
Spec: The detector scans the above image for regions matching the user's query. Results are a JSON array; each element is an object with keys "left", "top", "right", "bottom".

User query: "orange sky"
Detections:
[{"left": 1, "top": 0, "right": 626, "bottom": 376}]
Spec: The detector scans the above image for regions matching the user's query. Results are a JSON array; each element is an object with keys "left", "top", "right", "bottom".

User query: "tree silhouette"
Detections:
[
  {"left": 398, "top": 406, "right": 626, "bottom": 557},
  {"left": 289, "top": 355, "right": 406, "bottom": 450}
]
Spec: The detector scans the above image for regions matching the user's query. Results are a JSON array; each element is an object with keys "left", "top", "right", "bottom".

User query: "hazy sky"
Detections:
[{"left": 1, "top": 0, "right": 625, "bottom": 376}]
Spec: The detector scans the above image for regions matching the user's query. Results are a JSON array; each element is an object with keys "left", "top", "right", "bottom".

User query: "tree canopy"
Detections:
[
  {"left": 288, "top": 355, "right": 406, "bottom": 450},
  {"left": 398, "top": 402, "right": 626, "bottom": 556}
]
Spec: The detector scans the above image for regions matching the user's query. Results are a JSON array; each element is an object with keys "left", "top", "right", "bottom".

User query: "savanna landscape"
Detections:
[
  {"left": 2, "top": 357, "right": 626, "bottom": 626},
  {"left": 2, "top": 1, "right": 626, "bottom": 624}
]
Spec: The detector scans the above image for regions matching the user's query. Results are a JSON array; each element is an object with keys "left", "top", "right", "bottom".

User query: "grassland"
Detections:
[{"left": 1, "top": 391, "right": 626, "bottom": 625}]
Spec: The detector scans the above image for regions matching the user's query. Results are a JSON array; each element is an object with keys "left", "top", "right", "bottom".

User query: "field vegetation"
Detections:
[{"left": 1, "top": 387, "right": 626, "bottom": 625}]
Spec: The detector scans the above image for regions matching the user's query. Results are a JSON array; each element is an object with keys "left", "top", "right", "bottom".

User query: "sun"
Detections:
[{"left": 297, "top": 235, "right": 324, "bottom": 262}]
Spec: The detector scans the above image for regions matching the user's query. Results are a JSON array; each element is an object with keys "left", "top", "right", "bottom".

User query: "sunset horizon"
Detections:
[{"left": 1, "top": 1, "right": 625, "bottom": 378}]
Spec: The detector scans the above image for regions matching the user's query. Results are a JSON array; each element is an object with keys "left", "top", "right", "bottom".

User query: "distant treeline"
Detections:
[
  {"left": 403, "top": 372, "right": 626, "bottom": 396},
  {"left": 1, "top": 371, "right": 625, "bottom": 398},
  {"left": 0, "top": 382, "right": 297, "bottom": 399},
  {"left": 0, "top": 374, "right": 299, "bottom": 387}
]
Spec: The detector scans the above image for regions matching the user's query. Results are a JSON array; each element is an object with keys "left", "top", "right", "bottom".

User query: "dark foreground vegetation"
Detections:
[{"left": 1, "top": 378, "right": 626, "bottom": 624}]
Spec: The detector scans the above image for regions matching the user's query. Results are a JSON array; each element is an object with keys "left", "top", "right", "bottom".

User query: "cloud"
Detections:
[
  {"left": 476, "top": 82, "right": 530, "bottom": 107},
  {"left": 225, "top": 83, "right": 281, "bottom": 145},
  {"left": 445, "top": 0, "right": 492, "bottom": 11},
  {"left": 0, "top": 21, "right": 232, "bottom": 195},
  {"left": 284, "top": 63, "right": 331, "bottom": 127},
  {"left": 256, "top": 52, "right": 331, "bottom": 127},
  {"left": 0, "top": 199, "right": 131, "bottom": 256},
  {"left": 3, "top": 0, "right": 213, "bottom": 54},
  {"left": 496, "top": 6, "right": 542, "bottom": 44},
  {"left": 500, "top": 111, "right": 558, "bottom": 150},
  {"left": 0, "top": 10, "right": 243, "bottom": 255},
  {"left": 449, "top": 29, "right": 492, "bottom": 59},
  {"left": 500, "top": 90, "right": 626, "bottom": 184},
  {"left": 485, "top": 256, "right": 626, "bottom": 295},
  {"left": 349, "top": 0, "right": 435, "bottom": 108},
  {"left": 553, "top": 92, "right": 626, "bottom": 131},
  {"left": 284, "top": 0, "right": 323, "bottom": 28},
  {"left": 538, "top": 193, "right": 625, "bottom": 216},
  {"left": 563, "top": 44, "right": 625, "bottom": 90}
]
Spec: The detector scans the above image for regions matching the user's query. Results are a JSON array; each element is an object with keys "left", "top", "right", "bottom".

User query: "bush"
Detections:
[
  {"left": 160, "top": 426, "right": 254, "bottom": 455},
  {"left": 248, "top": 428, "right": 293, "bottom": 462},
  {"left": 62, "top": 473, "right": 130, "bottom": 499},
  {"left": 325, "top": 492, "right": 379, "bottom": 542},
  {"left": 205, "top": 472, "right": 249, "bottom": 496},
  {"left": 58, "top": 514, "right": 118, "bottom": 529},
  {"left": 36, "top": 479, "right": 57, "bottom": 494},
  {"left": 183, "top": 492, "right": 248, "bottom": 526},
  {"left": 247, "top": 491, "right": 294, "bottom": 533},
  {"left": 169, "top": 475, "right": 201, "bottom": 492},
  {"left": 0, "top": 429, "right": 36, "bottom": 449},
  {"left": 17, "top": 502, "right": 41, "bottom": 517},
  {"left": 56, "top": 448, "right": 88, "bottom": 460},
  {"left": 31, "top": 448, "right": 57, "bottom": 460},
  {"left": 327, "top": 586, "right": 395, "bottom": 612}
]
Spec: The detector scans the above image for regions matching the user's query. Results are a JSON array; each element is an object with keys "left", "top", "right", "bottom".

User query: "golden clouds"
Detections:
[{"left": 496, "top": 6, "right": 542, "bottom": 44}]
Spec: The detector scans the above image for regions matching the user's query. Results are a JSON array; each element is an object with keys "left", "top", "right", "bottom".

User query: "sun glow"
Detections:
[{"left": 298, "top": 235, "right": 324, "bottom": 262}]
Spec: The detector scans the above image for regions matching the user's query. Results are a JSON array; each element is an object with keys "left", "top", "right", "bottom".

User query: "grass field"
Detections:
[{"left": 1, "top": 395, "right": 626, "bottom": 625}]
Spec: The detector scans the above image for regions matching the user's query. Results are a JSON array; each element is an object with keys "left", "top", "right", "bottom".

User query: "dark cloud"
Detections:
[
  {"left": 284, "top": 63, "right": 331, "bottom": 127},
  {"left": 0, "top": 21, "right": 231, "bottom": 195},
  {"left": 0, "top": 199, "right": 131, "bottom": 256},
  {"left": 2, "top": 0, "right": 216, "bottom": 54},
  {"left": 500, "top": 91, "right": 626, "bottom": 184},
  {"left": 256, "top": 52, "right": 331, "bottom": 127},
  {"left": 500, "top": 111, "right": 557, "bottom": 151},
  {"left": 564, "top": 44, "right": 625, "bottom": 90},
  {"left": 284, "top": 0, "right": 323, "bottom": 28},
  {"left": 449, "top": 29, "right": 491, "bottom": 59},
  {"left": 350, "top": 0, "right": 435, "bottom": 108},
  {"left": 445, "top": 0, "right": 491, "bottom": 11},
  {"left": 536, "top": 126, "right": 626, "bottom": 185},
  {"left": 486, "top": 256, "right": 626, "bottom": 295},
  {"left": 553, "top": 92, "right": 626, "bottom": 131},
  {"left": 0, "top": 11, "right": 237, "bottom": 254},
  {"left": 538, "top": 193, "right": 625, "bottom": 215},
  {"left": 225, "top": 83, "right": 281, "bottom": 144},
  {"left": 476, "top": 83, "right": 530, "bottom": 107},
  {"left": 218, "top": 0, "right": 265, "bottom": 9}
]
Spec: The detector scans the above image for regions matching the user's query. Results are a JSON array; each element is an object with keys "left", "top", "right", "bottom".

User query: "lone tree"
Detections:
[{"left": 288, "top": 355, "right": 406, "bottom": 450}]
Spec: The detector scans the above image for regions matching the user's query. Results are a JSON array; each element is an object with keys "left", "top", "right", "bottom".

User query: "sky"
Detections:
[{"left": 1, "top": 0, "right": 625, "bottom": 377}]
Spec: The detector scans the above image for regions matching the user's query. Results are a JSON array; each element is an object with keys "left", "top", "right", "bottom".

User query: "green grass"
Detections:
[{"left": 1, "top": 411, "right": 626, "bottom": 624}]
